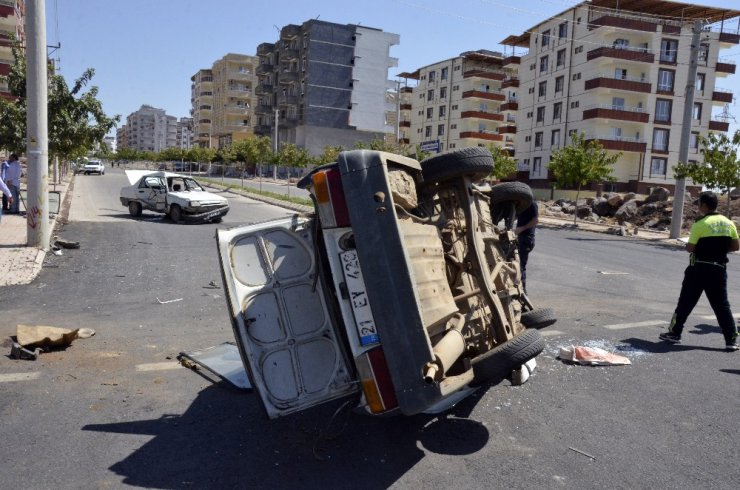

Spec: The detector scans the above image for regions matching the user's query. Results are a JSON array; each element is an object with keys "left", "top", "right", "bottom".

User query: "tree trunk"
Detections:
[{"left": 573, "top": 185, "right": 581, "bottom": 226}]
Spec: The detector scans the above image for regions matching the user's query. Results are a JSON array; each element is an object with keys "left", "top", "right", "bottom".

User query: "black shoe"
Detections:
[
  {"left": 659, "top": 332, "right": 681, "bottom": 344},
  {"left": 726, "top": 341, "right": 738, "bottom": 352}
]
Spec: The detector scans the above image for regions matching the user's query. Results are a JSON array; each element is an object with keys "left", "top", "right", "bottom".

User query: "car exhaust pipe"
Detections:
[{"left": 424, "top": 314, "right": 466, "bottom": 385}]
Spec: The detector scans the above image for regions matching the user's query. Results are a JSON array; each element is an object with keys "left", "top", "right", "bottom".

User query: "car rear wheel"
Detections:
[
  {"left": 470, "top": 329, "right": 544, "bottom": 385},
  {"left": 128, "top": 201, "right": 142, "bottom": 217},
  {"left": 520, "top": 308, "right": 557, "bottom": 330},
  {"left": 421, "top": 147, "right": 494, "bottom": 184},
  {"left": 489, "top": 182, "right": 533, "bottom": 214},
  {"left": 169, "top": 205, "right": 182, "bottom": 223}
]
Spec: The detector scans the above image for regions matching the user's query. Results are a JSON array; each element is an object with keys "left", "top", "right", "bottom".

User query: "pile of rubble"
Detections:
[{"left": 540, "top": 186, "right": 716, "bottom": 235}]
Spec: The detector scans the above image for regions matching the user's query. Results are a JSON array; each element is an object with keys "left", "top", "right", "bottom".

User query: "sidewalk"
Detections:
[{"left": 0, "top": 179, "right": 71, "bottom": 287}]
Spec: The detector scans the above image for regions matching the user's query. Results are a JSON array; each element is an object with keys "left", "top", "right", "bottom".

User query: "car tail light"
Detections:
[
  {"left": 356, "top": 347, "right": 398, "bottom": 413},
  {"left": 311, "top": 168, "right": 350, "bottom": 228}
]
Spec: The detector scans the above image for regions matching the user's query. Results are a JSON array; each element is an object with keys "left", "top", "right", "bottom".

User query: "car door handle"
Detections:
[{"left": 138, "top": 190, "right": 145, "bottom": 193}]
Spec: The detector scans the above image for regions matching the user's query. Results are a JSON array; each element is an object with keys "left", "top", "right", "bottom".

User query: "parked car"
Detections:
[
  {"left": 83, "top": 160, "right": 105, "bottom": 175},
  {"left": 216, "top": 148, "right": 555, "bottom": 419},
  {"left": 120, "top": 170, "right": 229, "bottom": 223}
]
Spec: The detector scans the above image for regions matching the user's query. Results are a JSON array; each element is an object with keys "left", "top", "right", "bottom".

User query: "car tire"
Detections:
[
  {"left": 212, "top": 217, "right": 223, "bottom": 223},
  {"left": 421, "top": 147, "right": 494, "bottom": 184},
  {"left": 470, "top": 329, "right": 544, "bottom": 385},
  {"left": 489, "top": 182, "right": 533, "bottom": 214},
  {"left": 169, "top": 205, "right": 182, "bottom": 223},
  {"left": 128, "top": 201, "right": 142, "bottom": 217},
  {"left": 520, "top": 308, "right": 557, "bottom": 330}
]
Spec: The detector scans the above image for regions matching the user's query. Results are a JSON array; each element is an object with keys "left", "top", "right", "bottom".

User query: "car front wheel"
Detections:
[
  {"left": 169, "top": 205, "right": 182, "bottom": 223},
  {"left": 128, "top": 201, "right": 142, "bottom": 217},
  {"left": 470, "top": 329, "right": 544, "bottom": 385}
]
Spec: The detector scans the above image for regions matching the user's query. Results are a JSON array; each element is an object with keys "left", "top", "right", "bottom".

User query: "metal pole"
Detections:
[
  {"left": 669, "top": 20, "right": 703, "bottom": 239},
  {"left": 273, "top": 108, "right": 279, "bottom": 180},
  {"left": 395, "top": 79, "right": 401, "bottom": 142},
  {"left": 26, "top": 0, "right": 49, "bottom": 250}
]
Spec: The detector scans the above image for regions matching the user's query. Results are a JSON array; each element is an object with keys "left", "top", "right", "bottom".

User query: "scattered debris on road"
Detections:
[
  {"left": 568, "top": 446, "right": 596, "bottom": 461},
  {"left": 558, "top": 345, "right": 631, "bottom": 366},
  {"left": 202, "top": 280, "right": 220, "bottom": 289},
  {"left": 53, "top": 236, "right": 80, "bottom": 249},
  {"left": 156, "top": 297, "right": 183, "bottom": 304},
  {"left": 9, "top": 325, "right": 96, "bottom": 360}
]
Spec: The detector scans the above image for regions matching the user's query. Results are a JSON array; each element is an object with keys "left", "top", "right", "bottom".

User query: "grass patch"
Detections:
[{"left": 201, "top": 178, "right": 313, "bottom": 207}]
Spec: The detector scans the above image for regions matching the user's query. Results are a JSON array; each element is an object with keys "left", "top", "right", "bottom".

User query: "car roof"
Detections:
[{"left": 124, "top": 169, "right": 191, "bottom": 185}]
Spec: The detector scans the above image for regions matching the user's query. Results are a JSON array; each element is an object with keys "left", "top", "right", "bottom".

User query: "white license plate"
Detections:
[
  {"left": 339, "top": 250, "right": 379, "bottom": 346},
  {"left": 205, "top": 210, "right": 221, "bottom": 219}
]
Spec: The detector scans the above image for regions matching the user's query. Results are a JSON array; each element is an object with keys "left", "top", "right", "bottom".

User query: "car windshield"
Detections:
[{"left": 167, "top": 176, "right": 204, "bottom": 192}]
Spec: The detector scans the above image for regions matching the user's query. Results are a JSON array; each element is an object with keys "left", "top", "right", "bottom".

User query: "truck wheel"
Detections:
[
  {"left": 489, "top": 182, "right": 533, "bottom": 214},
  {"left": 169, "top": 205, "right": 182, "bottom": 223},
  {"left": 421, "top": 147, "right": 494, "bottom": 184},
  {"left": 471, "top": 329, "right": 544, "bottom": 385},
  {"left": 128, "top": 201, "right": 142, "bottom": 217},
  {"left": 520, "top": 308, "right": 557, "bottom": 330}
]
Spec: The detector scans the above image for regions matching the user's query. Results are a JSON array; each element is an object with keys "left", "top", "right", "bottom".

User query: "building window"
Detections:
[
  {"left": 655, "top": 99, "right": 672, "bottom": 123},
  {"left": 570, "top": 101, "right": 579, "bottom": 109},
  {"left": 426, "top": 107, "right": 433, "bottom": 119},
  {"left": 555, "top": 76, "right": 564, "bottom": 93},
  {"left": 696, "top": 73, "right": 705, "bottom": 93},
  {"left": 572, "top": 72, "right": 581, "bottom": 81},
  {"left": 425, "top": 126, "right": 432, "bottom": 138},
  {"left": 540, "top": 56, "right": 549, "bottom": 73},
  {"left": 427, "top": 89, "right": 434, "bottom": 101},
  {"left": 660, "top": 39, "right": 678, "bottom": 63},
  {"left": 538, "top": 81, "right": 547, "bottom": 97},
  {"left": 533, "top": 157, "right": 542, "bottom": 175},
  {"left": 650, "top": 157, "right": 667, "bottom": 176},
  {"left": 535, "top": 132, "right": 543, "bottom": 148},
  {"left": 553, "top": 102, "right": 562, "bottom": 121},
  {"left": 439, "top": 106, "right": 446, "bottom": 118},
  {"left": 529, "top": 87, "right": 535, "bottom": 94},
  {"left": 558, "top": 22, "right": 568, "bottom": 38},
  {"left": 575, "top": 45, "right": 583, "bottom": 54},
  {"left": 698, "top": 43, "right": 709, "bottom": 64},
  {"left": 441, "top": 67, "right": 448, "bottom": 80},
  {"left": 438, "top": 124, "right": 445, "bottom": 136},
  {"left": 542, "top": 29, "right": 550, "bottom": 47},
  {"left": 615, "top": 68, "right": 627, "bottom": 80},
  {"left": 551, "top": 129, "right": 561, "bottom": 147},
  {"left": 612, "top": 97, "right": 625, "bottom": 110},
  {"left": 653, "top": 128, "right": 669, "bottom": 152},
  {"left": 428, "top": 70, "right": 436, "bottom": 82},
  {"left": 657, "top": 69, "right": 674, "bottom": 92},
  {"left": 690, "top": 132, "right": 699, "bottom": 151},
  {"left": 556, "top": 49, "right": 566, "bottom": 67},
  {"left": 440, "top": 86, "right": 447, "bottom": 99},
  {"left": 525, "top": 135, "right": 531, "bottom": 142},
  {"left": 451, "top": 124, "right": 457, "bottom": 129},
  {"left": 536, "top": 106, "right": 545, "bottom": 123},
  {"left": 693, "top": 102, "right": 702, "bottom": 121},
  {"left": 453, "top": 85, "right": 459, "bottom": 91}
]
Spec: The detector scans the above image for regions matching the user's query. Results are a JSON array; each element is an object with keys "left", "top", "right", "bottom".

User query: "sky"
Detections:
[{"left": 44, "top": 0, "right": 740, "bottom": 135}]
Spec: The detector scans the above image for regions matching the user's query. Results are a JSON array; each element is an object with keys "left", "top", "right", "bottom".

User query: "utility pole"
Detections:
[
  {"left": 395, "top": 79, "right": 401, "bottom": 143},
  {"left": 670, "top": 20, "right": 704, "bottom": 239},
  {"left": 26, "top": 0, "right": 49, "bottom": 250},
  {"left": 273, "top": 108, "right": 279, "bottom": 180}
]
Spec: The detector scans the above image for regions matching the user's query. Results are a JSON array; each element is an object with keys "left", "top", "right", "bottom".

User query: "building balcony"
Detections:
[
  {"left": 587, "top": 46, "right": 654, "bottom": 63},
  {"left": 224, "top": 106, "right": 249, "bottom": 115},
  {"left": 254, "top": 103, "right": 272, "bottom": 114},
  {"left": 462, "top": 90, "right": 505, "bottom": 102},
  {"left": 716, "top": 58, "right": 736, "bottom": 75},
  {"left": 400, "top": 86, "right": 413, "bottom": 94},
  {"left": 254, "top": 124, "right": 272, "bottom": 134},
  {"left": 719, "top": 31, "right": 740, "bottom": 45},
  {"left": 279, "top": 72, "right": 298, "bottom": 84},
  {"left": 255, "top": 83, "right": 273, "bottom": 95},
  {"left": 586, "top": 135, "right": 647, "bottom": 152},
  {"left": 501, "top": 78, "right": 519, "bottom": 89},
  {"left": 400, "top": 103, "right": 412, "bottom": 111},
  {"left": 280, "top": 24, "right": 300, "bottom": 40},
  {"left": 709, "top": 120, "right": 730, "bottom": 132},
  {"left": 584, "top": 74, "right": 651, "bottom": 93},
  {"left": 582, "top": 104, "right": 649, "bottom": 123},
  {"left": 282, "top": 48, "right": 299, "bottom": 60},
  {"left": 461, "top": 111, "right": 504, "bottom": 121},
  {"left": 399, "top": 121, "right": 411, "bottom": 128},
  {"left": 500, "top": 101, "right": 518, "bottom": 112},
  {"left": 257, "top": 43, "right": 275, "bottom": 56},
  {"left": 463, "top": 70, "right": 506, "bottom": 81},
  {"left": 459, "top": 131, "right": 503, "bottom": 142},
  {"left": 712, "top": 89, "right": 733, "bottom": 103},
  {"left": 502, "top": 55, "right": 521, "bottom": 66},
  {"left": 589, "top": 14, "right": 657, "bottom": 33},
  {"left": 278, "top": 94, "right": 299, "bottom": 106},
  {"left": 497, "top": 125, "right": 517, "bottom": 134},
  {"left": 256, "top": 63, "right": 274, "bottom": 75}
]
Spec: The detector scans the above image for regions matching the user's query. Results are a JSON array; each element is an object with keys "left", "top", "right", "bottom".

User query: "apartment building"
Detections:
[
  {"left": 191, "top": 69, "right": 214, "bottom": 148},
  {"left": 211, "top": 53, "right": 257, "bottom": 148},
  {"left": 397, "top": 50, "right": 519, "bottom": 154},
  {"left": 125, "top": 105, "right": 177, "bottom": 153},
  {"left": 502, "top": 0, "right": 740, "bottom": 194},
  {"left": 116, "top": 125, "right": 128, "bottom": 150},
  {"left": 254, "top": 20, "right": 400, "bottom": 154},
  {"left": 0, "top": 0, "right": 24, "bottom": 100},
  {"left": 176, "top": 117, "right": 194, "bottom": 149}
]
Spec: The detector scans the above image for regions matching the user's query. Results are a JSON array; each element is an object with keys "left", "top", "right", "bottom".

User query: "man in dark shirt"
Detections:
[
  {"left": 660, "top": 191, "right": 739, "bottom": 351},
  {"left": 515, "top": 201, "right": 538, "bottom": 293}
]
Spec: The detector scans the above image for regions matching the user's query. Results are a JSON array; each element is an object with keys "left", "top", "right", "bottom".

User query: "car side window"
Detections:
[{"left": 140, "top": 177, "right": 163, "bottom": 190}]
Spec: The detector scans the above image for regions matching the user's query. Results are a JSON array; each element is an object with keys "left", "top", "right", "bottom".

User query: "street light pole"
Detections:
[{"left": 26, "top": 0, "right": 49, "bottom": 250}]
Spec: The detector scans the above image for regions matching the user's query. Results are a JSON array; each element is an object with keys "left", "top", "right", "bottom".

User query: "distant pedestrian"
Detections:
[
  {"left": 515, "top": 201, "right": 539, "bottom": 293},
  {"left": 660, "top": 191, "right": 739, "bottom": 351},
  {"left": 4, "top": 153, "right": 22, "bottom": 214},
  {"left": 1, "top": 158, "right": 8, "bottom": 212},
  {"left": 0, "top": 175, "right": 13, "bottom": 223}
]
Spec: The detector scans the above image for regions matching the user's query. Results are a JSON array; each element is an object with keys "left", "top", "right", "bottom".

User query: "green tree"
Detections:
[
  {"left": 317, "top": 145, "right": 344, "bottom": 164},
  {"left": 673, "top": 130, "right": 740, "bottom": 217},
  {"left": 548, "top": 132, "right": 619, "bottom": 225},
  {"left": 486, "top": 144, "right": 518, "bottom": 181},
  {"left": 0, "top": 42, "right": 119, "bottom": 164}
]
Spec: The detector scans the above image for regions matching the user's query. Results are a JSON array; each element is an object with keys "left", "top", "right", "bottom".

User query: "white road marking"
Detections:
[
  {"left": 0, "top": 372, "right": 41, "bottom": 383},
  {"left": 541, "top": 330, "right": 564, "bottom": 337},
  {"left": 602, "top": 320, "right": 668, "bottom": 330},
  {"left": 135, "top": 362, "right": 181, "bottom": 372}
]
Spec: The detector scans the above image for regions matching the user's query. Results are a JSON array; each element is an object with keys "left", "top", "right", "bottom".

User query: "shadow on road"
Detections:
[
  {"left": 620, "top": 337, "right": 728, "bottom": 353},
  {"left": 82, "top": 385, "right": 491, "bottom": 488}
]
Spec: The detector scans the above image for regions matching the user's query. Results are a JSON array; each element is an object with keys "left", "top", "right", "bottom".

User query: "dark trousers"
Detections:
[
  {"left": 671, "top": 264, "right": 737, "bottom": 343},
  {"left": 1, "top": 193, "right": 7, "bottom": 211},
  {"left": 518, "top": 236, "right": 535, "bottom": 293}
]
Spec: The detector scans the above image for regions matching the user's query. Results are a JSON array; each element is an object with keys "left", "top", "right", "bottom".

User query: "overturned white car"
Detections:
[{"left": 120, "top": 170, "right": 229, "bottom": 223}]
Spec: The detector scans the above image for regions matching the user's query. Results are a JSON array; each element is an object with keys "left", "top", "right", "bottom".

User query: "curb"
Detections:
[{"left": 203, "top": 181, "right": 313, "bottom": 215}]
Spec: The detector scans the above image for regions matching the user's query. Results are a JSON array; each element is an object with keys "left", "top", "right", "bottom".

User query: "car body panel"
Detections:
[
  {"left": 216, "top": 218, "right": 358, "bottom": 418},
  {"left": 83, "top": 160, "right": 105, "bottom": 174}
]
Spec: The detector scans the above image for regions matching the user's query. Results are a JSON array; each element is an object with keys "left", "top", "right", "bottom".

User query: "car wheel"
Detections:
[
  {"left": 421, "top": 147, "right": 494, "bottom": 184},
  {"left": 520, "top": 308, "right": 557, "bottom": 330},
  {"left": 128, "top": 201, "right": 142, "bottom": 217},
  {"left": 212, "top": 217, "right": 223, "bottom": 223},
  {"left": 169, "top": 205, "right": 182, "bottom": 223},
  {"left": 470, "top": 329, "right": 544, "bottom": 386},
  {"left": 489, "top": 182, "right": 533, "bottom": 214}
]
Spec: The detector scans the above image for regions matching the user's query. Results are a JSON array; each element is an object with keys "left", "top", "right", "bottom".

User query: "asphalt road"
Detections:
[{"left": 0, "top": 170, "right": 737, "bottom": 489}]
